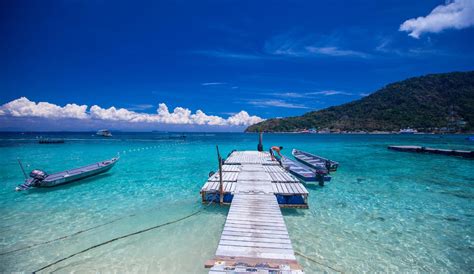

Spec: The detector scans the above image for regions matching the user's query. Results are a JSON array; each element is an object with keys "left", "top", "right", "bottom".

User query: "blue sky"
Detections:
[{"left": 1, "top": 0, "right": 473, "bottom": 131}]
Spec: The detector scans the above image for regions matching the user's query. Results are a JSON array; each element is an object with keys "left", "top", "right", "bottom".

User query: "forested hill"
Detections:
[{"left": 246, "top": 71, "right": 474, "bottom": 133}]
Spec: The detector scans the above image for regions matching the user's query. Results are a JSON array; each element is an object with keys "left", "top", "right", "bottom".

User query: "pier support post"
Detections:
[{"left": 216, "top": 145, "right": 224, "bottom": 205}]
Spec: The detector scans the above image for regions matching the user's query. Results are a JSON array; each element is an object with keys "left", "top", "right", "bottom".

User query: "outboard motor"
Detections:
[
  {"left": 15, "top": 170, "right": 48, "bottom": 191},
  {"left": 30, "top": 169, "right": 48, "bottom": 180},
  {"left": 315, "top": 169, "right": 328, "bottom": 187}
]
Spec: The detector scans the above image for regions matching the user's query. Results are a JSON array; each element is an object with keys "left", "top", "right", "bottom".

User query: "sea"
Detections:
[{"left": 0, "top": 132, "right": 473, "bottom": 273}]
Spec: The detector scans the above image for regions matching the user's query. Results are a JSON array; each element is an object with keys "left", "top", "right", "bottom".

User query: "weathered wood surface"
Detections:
[
  {"left": 206, "top": 151, "right": 305, "bottom": 273},
  {"left": 225, "top": 151, "right": 279, "bottom": 165},
  {"left": 212, "top": 193, "right": 303, "bottom": 272}
]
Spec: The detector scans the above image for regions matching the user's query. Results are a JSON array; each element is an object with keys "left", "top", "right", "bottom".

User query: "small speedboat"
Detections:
[
  {"left": 280, "top": 157, "right": 330, "bottom": 186},
  {"left": 15, "top": 157, "right": 119, "bottom": 191},
  {"left": 96, "top": 129, "right": 112, "bottom": 137},
  {"left": 292, "top": 149, "right": 339, "bottom": 172}
]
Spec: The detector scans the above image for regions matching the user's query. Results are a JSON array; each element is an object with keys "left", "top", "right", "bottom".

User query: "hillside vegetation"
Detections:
[{"left": 246, "top": 71, "right": 474, "bottom": 132}]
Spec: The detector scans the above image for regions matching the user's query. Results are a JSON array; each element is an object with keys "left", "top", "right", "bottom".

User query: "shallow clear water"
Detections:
[{"left": 0, "top": 132, "right": 473, "bottom": 273}]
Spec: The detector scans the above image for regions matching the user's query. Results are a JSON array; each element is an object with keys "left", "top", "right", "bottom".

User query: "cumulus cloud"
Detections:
[
  {"left": 0, "top": 97, "right": 88, "bottom": 119},
  {"left": 0, "top": 97, "right": 263, "bottom": 126},
  {"left": 400, "top": 0, "right": 474, "bottom": 38}
]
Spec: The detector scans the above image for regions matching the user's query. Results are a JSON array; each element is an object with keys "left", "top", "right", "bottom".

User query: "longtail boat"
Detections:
[
  {"left": 292, "top": 149, "right": 339, "bottom": 172},
  {"left": 280, "top": 156, "right": 331, "bottom": 186},
  {"left": 16, "top": 157, "right": 119, "bottom": 191}
]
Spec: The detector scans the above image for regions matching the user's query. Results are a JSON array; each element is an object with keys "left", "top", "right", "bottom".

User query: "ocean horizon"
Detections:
[{"left": 0, "top": 132, "right": 472, "bottom": 272}]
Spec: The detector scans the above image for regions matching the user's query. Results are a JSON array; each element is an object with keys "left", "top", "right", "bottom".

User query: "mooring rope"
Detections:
[
  {"left": 0, "top": 212, "right": 136, "bottom": 256},
  {"left": 1, "top": 199, "right": 193, "bottom": 256},
  {"left": 294, "top": 250, "right": 344, "bottom": 273},
  {"left": 32, "top": 209, "right": 203, "bottom": 273},
  {"left": 32, "top": 196, "right": 219, "bottom": 273}
]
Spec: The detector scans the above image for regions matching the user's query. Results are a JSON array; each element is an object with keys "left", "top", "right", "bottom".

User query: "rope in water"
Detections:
[
  {"left": 294, "top": 250, "right": 344, "bottom": 273},
  {"left": 32, "top": 196, "right": 218, "bottom": 273},
  {"left": 2, "top": 145, "right": 190, "bottom": 254},
  {"left": 32, "top": 209, "right": 203, "bottom": 273},
  {"left": 0, "top": 211, "right": 140, "bottom": 256}
]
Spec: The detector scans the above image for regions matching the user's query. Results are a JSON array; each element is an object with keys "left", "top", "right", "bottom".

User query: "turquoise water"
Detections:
[{"left": 0, "top": 132, "right": 473, "bottom": 273}]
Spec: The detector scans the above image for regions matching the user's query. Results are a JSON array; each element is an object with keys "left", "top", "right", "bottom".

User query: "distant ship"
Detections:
[
  {"left": 96, "top": 129, "right": 112, "bottom": 137},
  {"left": 399, "top": 128, "right": 418, "bottom": 134}
]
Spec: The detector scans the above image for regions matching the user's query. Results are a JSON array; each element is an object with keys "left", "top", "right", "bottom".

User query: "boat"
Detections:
[
  {"left": 292, "top": 149, "right": 339, "bottom": 172},
  {"left": 280, "top": 156, "right": 331, "bottom": 186},
  {"left": 15, "top": 157, "right": 119, "bottom": 191},
  {"left": 168, "top": 134, "right": 186, "bottom": 140},
  {"left": 38, "top": 138, "right": 65, "bottom": 144},
  {"left": 96, "top": 129, "right": 112, "bottom": 137},
  {"left": 399, "top": 128, "right": 418, "bottom": 134}
]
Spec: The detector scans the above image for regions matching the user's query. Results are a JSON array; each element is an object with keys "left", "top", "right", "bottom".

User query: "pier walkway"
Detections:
[{"left": 202, "top": 151, "right": 306, "bottom": 273}]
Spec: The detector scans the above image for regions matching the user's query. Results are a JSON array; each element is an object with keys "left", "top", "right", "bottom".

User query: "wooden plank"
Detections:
[
  {"left": 216, "top": 246, "right": 296, "bottom": 260},
  {"left": 202, "top": 151, "right": 306, "bottom": 272},
  {"left": 220, "top": 235, "right": 291, "bottom": 244},
  {"left": 221, "top": 231, "right": 291, "bottom": 240},
  {"left": 219, "top": 239, "right": 293, "bottom": 250},
  {"left": 228, "top": 210, "right": 282, "bottom": 217},
  {"left": 222, "top": 227, "right": 289, "bottom": 236},
  {"left": 225, "top": 220, "right": 287, "bottom": 228}
]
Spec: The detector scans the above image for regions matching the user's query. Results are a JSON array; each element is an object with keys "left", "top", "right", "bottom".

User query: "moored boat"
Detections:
[
  {"left": 292, "top": 149, "right": 339, "bottom": 172},
  {"left": 96, "top": 129, "right": 112, "bottom": 137},
  {"left": 399, "top": 128, "right": 418, "bottom": 134},
  {"left": 280, "top": 156, "right": 331, "bottom": 186},
  {"left": 38, "top": 138, "right": 65, "bottom": 144},
  {"left": 15, "top": 157, "right": 119, "bottom": 191}
]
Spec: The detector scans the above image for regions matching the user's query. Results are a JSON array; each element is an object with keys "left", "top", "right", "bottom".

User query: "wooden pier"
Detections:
[
  {"left": 388, "top": 145, "right": 473, "bottom": 159},
  {"left": 201, "top": 151, "right": 307, "bottom": 273}
]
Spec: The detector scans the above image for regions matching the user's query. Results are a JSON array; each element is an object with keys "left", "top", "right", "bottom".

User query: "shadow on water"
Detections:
[
  {"left": 281, "top": 208, "right": 307, "bottom": 216},
  {"left": 26, "top": 173, "right": 114, "bottom": 193},
  {"left": 304, "top": 183, "right": 324, "bottom": 191}
]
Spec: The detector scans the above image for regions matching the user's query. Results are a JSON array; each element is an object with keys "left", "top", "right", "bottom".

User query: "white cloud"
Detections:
[
  {"left": 193, "top": 50, "right": 265, "bottom": 60},
  {"left": 0, "top": 97, "right": 263, "bottom": 126},
  {"left": 201, "top": 82, "right": 227, "bottom": 86},
  {"left": 400, "top": 0, "right": 474, "bottom": 38},
  {"left": 226, "top": 111, "right": 264, "bottom": 126},
  {"left": 247, "top": 99, "right": 308, "bottom": 109},
  {"left": 305, "top": 46, "right": 370, "bottom": 58},
  {"left": 307, "top": 90, "right": 352, "bottom": 96},
  {"left": 271, "top": 92, "right": 307, "bottom": 98},
  {"left": 0, "top": 97, "right": 88, "bottom": 119},
  {"left": 264, "top": 33, "right": 371, "bottom": 59}
]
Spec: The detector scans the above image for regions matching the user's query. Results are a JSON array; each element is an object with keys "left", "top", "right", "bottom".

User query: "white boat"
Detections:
[
  {"left": 96, "top": 129, "right": 112, "bottom": 137},
  {"left": 399, "top": 128, "right": 418, "bottom": 134}
]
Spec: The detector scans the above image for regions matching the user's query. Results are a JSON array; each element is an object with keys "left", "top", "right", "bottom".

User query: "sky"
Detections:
[{"left": 1, "top": 0, "right": 473, "bottom": 131}]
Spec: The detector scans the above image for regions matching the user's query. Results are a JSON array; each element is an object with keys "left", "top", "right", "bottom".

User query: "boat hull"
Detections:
[
  {"left": 292, "top": 149, "right": 339, "bottom": 172},
  {"left": 40, "top": 164, "right": 115, "bottom": 187},
  {"left": 281, "top": 157, "right": 331, "bottom": 185},
  {"left": 18, "top": 157, "right": 118, "bottom": 190}
]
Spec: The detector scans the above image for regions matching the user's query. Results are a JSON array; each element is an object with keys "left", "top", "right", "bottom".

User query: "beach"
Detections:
[{"left": 0, "top": 132, "right": 473, "bottom": 272}]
